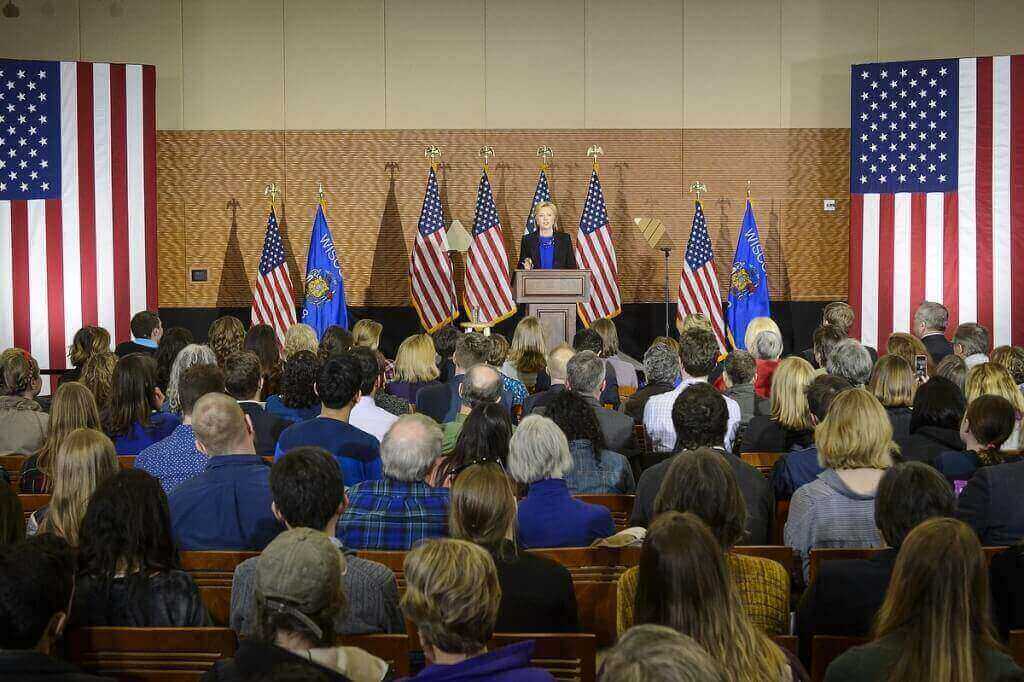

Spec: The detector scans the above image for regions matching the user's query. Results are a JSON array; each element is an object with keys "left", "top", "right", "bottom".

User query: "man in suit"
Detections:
[
  {"left": 524, "top": 344, "right": 574, "bottom": 415},
  {"left": 572, "top": 328, "right": 620, "bottom": 408},
  {"left": 114, "top": 310, "right": 161, "bottom": 357},
  {"left": 223, "top": 351, "right": 289, "bottom": 458},
  {"left": 913, "top": 301, "right": 953, "bottom": 364},
  {"left": 415, "top": 332, "right": 511, "bottom": 423}
]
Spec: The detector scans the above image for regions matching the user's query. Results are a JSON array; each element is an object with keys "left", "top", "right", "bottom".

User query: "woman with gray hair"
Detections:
[
  {"left": 163, "top": 344, "right": 217, "bottom": 414},
  {"left": 826, "top": 338, "right": 874, "bottom": 387},
  {"left": 509, "top": 415, "right": 615, "bottom": 548}
]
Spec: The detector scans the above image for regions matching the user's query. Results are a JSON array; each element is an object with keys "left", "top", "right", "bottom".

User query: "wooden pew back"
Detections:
[
  {"left": 490, "top": 633, "right": 596, "bottom": 682},
  {"left": 65, "top": 627, "right": 237, "bottom": 681}
]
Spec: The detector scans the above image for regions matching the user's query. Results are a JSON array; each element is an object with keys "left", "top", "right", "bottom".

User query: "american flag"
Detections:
[
  {"left": 678, "top": 201, "right": 727, "bottom": 351},
  {"left": 524, "top": 168, "right": 551, "bottom": 235},
  {"left": 850, "top": 56, "right": 1024, "bottom": 348},
  {"left": 250, "top": 207, "right": 296, "bottom": 347},
  {"left": 409, "top": 167, "right": 457, "bottom": 332},
  {"left": 465, "top": 169, "right": 515, "bottom": 325},
  {"left": 0, "top": 59, "right": 157, "bottom": 390},
  {"left": 575, "top": 169, "right": 621, "bottom": 325}
]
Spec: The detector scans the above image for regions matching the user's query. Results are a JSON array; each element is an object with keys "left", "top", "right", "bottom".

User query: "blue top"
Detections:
[
  {"left": 564, "top": 440, "right": 636, "bottom": 495},
  {"left": 168, "top": 455, "right": 284, "bottom": 551},
  {"left": 516, "top": 478, "right": 615, "bottom": 549},
  {"left": 274, "top": 416, "right": 383, "bottom": 487},
  {"left": 538, "top": 235, "right": 555, "bottom": 270},
  {"left": 135, "top": 423, "right": 206, "bottom": 494},
  {"left": 134, "top": 337, "right": 158, "bottom": 349},
  {"left": 264, "top": 395, "right": 321, "bottom": 423},
  {"left": 337, "top": 478, "right": 450, "bottom": 551},
  {"left": 935, "top": 449, "right": 983, "bottom": 482},
  {"left": 109, "top": 411, "right": 181, "bottom": 456},
  {"left": 770, "top": 444, "right": 824, "bottom": 500},
  {"left": 409, "top": 640, "right": 554, "bottom": 681}
]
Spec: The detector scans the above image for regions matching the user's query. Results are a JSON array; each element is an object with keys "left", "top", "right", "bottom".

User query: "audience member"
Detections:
[
  {"left": 966, "top": 363, "right": 1024, "bottom": 450},
  {"left": 625, "top": 342, "right": 679, "bottom": 423},
  {"left": 164, "top": 343, "right": 217, "bottom": 414},
  {"left": 797, "top": 462, "right": 956, "bottom": 662},
  {"left": 936, "top": 395, "right": 1018, "bottom": 482},
  {"left": 223, "top": 351, "right": 289, "bottom": 457},
  {"left": 352, "top": 319, "right": 383, "bottom": 351},
  {"left": 136, "top": 364, "right": 225, "bottom": 494},
  {"left": 415, "top": 332, "right": 511, "bottom": 422},
  {"left": 283, "top": 323, "right": 319, "bottom": 361},
  {"left": 509, "top": 415, "right": 614, "bottom": 548},
  {"left": 868, "top": 354, "right": 916, "bottom": 438},
  {"left": 545, "top": 389, "right": 635, "bottom": 495},
  {"left": 592, "top": 317, "right": 640, "bottom": 392},
  {"left": 619, "top": 450, "right": 789, "bottom": 636},
  {"left": 439, "top": 363, "right": 502, "bottom": 453},
  {"left": 73, "top": 468, "right": 210, "bottom": 627},
  {"left": 489, "top": 333, "right": 510, "bottom": 367},
  {"left": 231, "top": 447, "right": 404, "bottom": 639},
  {"left": 633, "top": 512, "right": 803, "bottom": 681},
  {"left": 645, "top": 327, "right": 741, "bottom": 453},
  {"left": 744, "top": 317, "right": 784, "bottom": 398},
  {"left": 542, "top": 350, "right": 634, "bottom": 455},
  {"left": 936, "top": 352, "right": 969, "bottom": 391},
  {"left": 317, "top": 325, "right": 353, "bottom": 364},
  {"left": 0, "top": 485, "right": 25, "bottom": 546},
  {"left": 954, "top": 321, "right": 991, "bottom": 368},
  {"left": 740, "top": 356, "right": 816, "bottom": 453},
  {"left": 913, "top": 300, "right": 953, "bottom": 363},
  {"left": 801, "top": 324, "right": 846, "bottom": 370},
  {"left": 347, "top": 346, "right": 398, "bottom": 442},
  {"left": 80, "top": 351, "right": 117, "bottom": 411},
  {"left": 826, "top": 338, "right": 873, "bottom": 387},
  {"left": 524, "top": 344, "right": 575, "bottom": 415},
  {"left": 206, "top": 528, "right": 388, "bottom": 682},
  {"left": 450, "top": 463, "right": 580, "bottom": 633},
  {"left": 632, "top": 383, "right": 772, "bottom": 544},
  {"left": 429, "top": 402, "right": 512, "bottom": 488},
  {"left": 886, "top": 332, "right": 934, "bottom": 378},
  {"left": 770, "top": 375, "right": 853, "bottom": 500},
  {"left": 0, "top": 535, "right": 109, "bottom": 681},
  {"left": 895, "top": 375, "right": 966, "bottom": 464},
  {"left": 274, "top": 353, "right": 381, "bottom": 486},
  {"left": 32, "top": 429, "right": 119, "bottom": 543},
  {"left": 503, "top": 316, "right": 548, "bottom": 391},
  {"left": 400, "top": 538, "right": 556, "bottom": 681},
  {"left": 432, "top": 324, "right": 460, "bottom": 383},
  {"left": 650, "top": 335, "right": 680, "bottom": 355},
  {"left": 62, "top": 326, "right": 111, "bottom": 385},
  {"left": 387, "top": 333, "right": 441, "bottom": 403},
  {"left": 824, "top": 518, "right": 1019, "bottom": 681},
  {"left": 244, "top": 324, "right": 283, "bottom": 399},
  {"left": 721, "top": 350, "right": 759, "bottom": 426},
  {"left": 370, "top": 348, "right": 413, "bottom": 418},
  {"left": 337, "top": 414, "right": 449, "bottom": 550},
  {"left": 19, "top": 382, "right": 100, "bottom": 493},
  {"left": 0, "top": 349, "right": 48, "bottom": 455},
  {"left": 958, "top": 431, "right": 1024, "bottom": 545},
  {"left": 168, "top": 393, "right": 284, "bottom": 551},
  {"left": 572, "top": 328, "right": 621, "bottom": 408},
  {"left": 991, "top": 345, "right": 1024, "bottom": 388},
  {"left": 101, "top": 354, "right": 180, "bottom": 455},
  {"left": 785, "top": 388, "right": 893, "bottom": 579},
  {"left": 115, "top": 310, "right": 162, "bottom": 357},
  {"left": 265, "top": 350, "right": 322, "bottom": 423},
  {"left": 598, "top": 624, "right": 725, "bottom": 682},
  {"left": 154, "top": 326, "right": 194, "bottom": 394},
  {"left": 822, "top": 301, "right": 855, "bottom": 337}
]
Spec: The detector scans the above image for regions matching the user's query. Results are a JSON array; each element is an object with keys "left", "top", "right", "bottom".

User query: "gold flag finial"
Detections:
[
  {"left": 317, "top": 181, "right": 326, "bottom": 209},
  {"left": 425, "top": 146, "right": 442, "bottom": 170},
  {"left": 746, "top": 180, "right": 751, "bottom": 200},
  {"left": 479, "top": 145, "right": 495, "bottom": 169},
  {"left": 537, "top": 146, "right": 553, "bottom": 170},
  {"left": 689, "top": 181, "right": 708, "bottom": 203},
  {"left": 263, "top": 182, "right": 280, "bottom": 210},
  {"left": 586, "top": 145, "right": 603, "bottom": 171}
]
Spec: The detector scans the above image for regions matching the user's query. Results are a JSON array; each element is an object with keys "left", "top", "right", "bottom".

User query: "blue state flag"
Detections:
[
  {"left": 726, "top": 201, "right": 770, "bottom": 349},
  {"left": 301, "top": 203, "right": 349, "bottom": 336}
]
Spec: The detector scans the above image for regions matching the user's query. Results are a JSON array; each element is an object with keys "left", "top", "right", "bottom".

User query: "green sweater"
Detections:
[{"left": 825, "top": 638, "right": 1021, "bottom": 682}]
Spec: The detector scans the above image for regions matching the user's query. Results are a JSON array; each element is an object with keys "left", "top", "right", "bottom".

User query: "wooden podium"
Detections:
[{"left": 514, "top": 269, "right": 591, "bottom": 350}]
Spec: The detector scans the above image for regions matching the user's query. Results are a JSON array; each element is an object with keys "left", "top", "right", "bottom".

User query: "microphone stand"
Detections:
[{"left": 660, "top": 246, "right": 672, "bottom": 338}]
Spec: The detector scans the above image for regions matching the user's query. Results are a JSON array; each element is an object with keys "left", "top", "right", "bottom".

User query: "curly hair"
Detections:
[
  {"left": 543, "top": 389, "right": 606, "bottom": 452},
  {"left": 318, "top": 325, "right": 353, "bottom": 364},
  {"left": 80, "top": 352, "right": 117, "bottom": 410},
  {"left": 991, "top": 346, "right": 1024, "bottom": 385},
  {"left": 244, "top": 324, "right": 282, "bottom": 399},
  {"left": 67, "top": 326, "right": 111, "bottom": 369},
  {"left": 671, "top": 383, "right": 728, "bottom": 450},
  {"left": 153, "top": 327, "right": 193, "bottom": 393},
  {"left": 280, "top": 351, "right": 320, "bottom": 409},
  {"left": 207, "top": 316, "right": 245, "bottom": 367},
  {"left": 1, "top": 349, "right": 39, "bottom": 396},
  {"left": 316, "top": 354, "right": 362, "bottom": 410},
  {"left": 433, "top": 325, "right": 460, "bottom": 359}
]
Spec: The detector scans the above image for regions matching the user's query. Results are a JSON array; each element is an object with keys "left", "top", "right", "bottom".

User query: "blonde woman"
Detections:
[
  {"left": 30, "top": 428, "right": 119, "bottom": 544},
  {"left": 868, "top": 354, "right": 916, "bottom": 438},
  {"left": 352, "top": 319, "right": 395, "bottom": 381},
  {"left": 0, "top": 349, "right": 48, "bottom": 455},
  {"left": 965, "top": 362, "right": 1024, "bottom": 450},
  {"left": 387, "top": 333, "right": 441, "bottom": 403},
  {"left": 740, "top": 356, "right": 816, "bottom": 453},
  {"left": 591, "top": 317, "right": 640, "bottom": 392},
  {"left": 785, "top": 388, "right": 895, "bottom": 579},
  {"left": 19, "top": 382, "right": 101, "bottom": 493},
  {"left": 991, "top": 345, "right": 1024, "bottom": 387},
  {"left": 207, "top": 316, "right": 245, "bottom": 367},
  {"left": 62, "top": 326, "right": 111, "bottom": 385},
  {"left": 503, "top": 316, "right": 547, "bottom": 391},
  {"left": 282, "top": 323, "right": 319, "bottom": 360},
  {"left": 886, "top": 332, "right": 934, "bottom": 377},
  {"left": 517, "top": 201, "right": 577, "bottom": 271}
]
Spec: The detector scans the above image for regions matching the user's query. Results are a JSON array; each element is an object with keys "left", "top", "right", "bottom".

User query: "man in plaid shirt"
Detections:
[{"left": 337, "top": 414, "right": 450, "bottom": 550}]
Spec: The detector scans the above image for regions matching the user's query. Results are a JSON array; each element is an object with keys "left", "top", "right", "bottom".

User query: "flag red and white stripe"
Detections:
[
  {"left": 677, "top": 200, "right": 727, "bottom": 351},
  {"left": 0, "top": 61, "right": 157, "bottom": 392},
  {"left": 575, "top": 169, "right": 622, "bottom": 324},
  {"left": 410, "top": 166, "right": 458, "bottom": 332},
  {"left": 464, "top": 170, "right": 515, "bottom": 325},
  {"left": 250, "top": 207, "right": 297, "bottom": 348}
]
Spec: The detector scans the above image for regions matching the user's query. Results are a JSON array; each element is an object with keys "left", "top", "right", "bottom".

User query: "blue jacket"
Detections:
[
  {"left": 168, "top": 455, "right": 284, "bottom": 551},
  {"left": 109, "top": 411, "right": 181, "bottom": 456},
  {"left": 264, "top": 395, "right": 321, "bottom": 424},
  {"left": 770, "top": 444, "right": 824, "bottom": 500},
  {"left": 934, "top": 449, "right": 981, "bottom": 482},
  {"left": 405, "top": 641, "right": 554, "bottom": 681},
  {"left": 516, "top": 478, "right": 615, "bottom": 549},
  {"left": 274, "top": 416, "right": 383, "bottom": 487}
]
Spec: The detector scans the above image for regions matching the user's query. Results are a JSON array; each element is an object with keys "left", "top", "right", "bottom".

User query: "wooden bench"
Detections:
[
  {"left": 1010, "top": 630, "right": 1024, "bottom": 667},
  {"left": 119, "top": 455, "right": 136, "bottom": 469},
  {"left": 808, "top": 545, "right": 1008, "bottom": 585},
  {"left": 180, "top": 551, "right": 259, "bottom": 626},
  {"left": 740, "top": 451, "right": 783, "bottom": 478},
  {"left": 491, "top": 633, "right": 596, "bottom": 682},
  {"left": 811, "top": 635, "right": 867, "bottom": 682},
  {"left": 772, "top": 634, "right": 798, "bottom": 657},
  {"left": 65, "top": 626, "right": 237, "bottom": 681},
  {"left": 340, "top": 633, "right": 411, "bottom": 678},
  {"left": 575, "top": 494, "right": 634, "bottom": 532},
  {"left": 0, "top": 454, "right": 26, "bottom": 491},
  {"left": 18, "top": 493, "right": 49, "bottom": 523},
  {"left": 774, "top": 500, "right": 790, "bottom": 546}
]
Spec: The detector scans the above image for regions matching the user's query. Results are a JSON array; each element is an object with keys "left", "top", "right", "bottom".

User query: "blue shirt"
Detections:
[
  {"left": 135, "top": 423, "right": 206, "bottom": 494},
  {"left": 264, "top": 395, "right": 321, "bottom": 423},
  {"left": 274, "top": 416, "right": 383, "bottom": 487},
  {"left": 168, "top": 455, "right": 284, "bottom": 551},
  {"left": 109, "top": 412, "right": 181, "bottom": 456},
  {"left": 134, "top": 337, "right": 158, "bottom": 349},
  {"left": 516, "top": 478, "right": 615, "bottom": 549},
  {"left": 538, "top": 235, "right": 555, "bottom": 270},
  {"left": 770, "top": 444, "right": 823, "bottom": 501},
  {"left": 337, "top": 478, "right": 449, "bottom": 551}
]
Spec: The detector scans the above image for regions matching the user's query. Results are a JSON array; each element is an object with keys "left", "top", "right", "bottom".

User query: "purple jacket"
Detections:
[{"left": 402, "top": 641, "right": 554, "bottom": 681}]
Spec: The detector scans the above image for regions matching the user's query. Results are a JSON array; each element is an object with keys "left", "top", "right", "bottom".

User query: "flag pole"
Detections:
[
  {"left": 425, "top": 145, "right": 441, "bottom": 172},
  {"left": 586, "top": 144, "right": 603, "bottom": 173},
  {"left": 317, "top": 181, "right": 326, "bottom": 211}
]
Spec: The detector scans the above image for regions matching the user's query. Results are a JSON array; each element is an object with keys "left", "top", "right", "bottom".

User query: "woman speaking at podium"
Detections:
[{"left": 517, "top": 201, "right": 578, "bottom": 270}]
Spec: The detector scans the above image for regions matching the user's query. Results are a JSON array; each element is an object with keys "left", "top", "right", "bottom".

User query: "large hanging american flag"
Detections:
[
  {"left": 677, "top": 200, "right": 727, "bottom": 351},
  {"left": 524, "top": 168, "right": 551, "bottom": 235},
  {"left": 0, "top": 59, "right": 157, "bottom": 388},
  {"left": 464, "top": 169, "right": 515, "bottom": 325},
  {"left": 850, "top": 56, "right": 1024, "bottom": 348},
  {"left": 575, "top": 169, "right": 621, "bottom": 324},
  {"left": 409, "top": 166, "right": 457, "bottom": 332},
  {"left": 251, "top": 207, "right": 296, "bottom": 348}
]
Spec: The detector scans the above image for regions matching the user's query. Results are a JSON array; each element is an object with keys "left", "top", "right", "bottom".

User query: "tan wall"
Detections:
[{"left": 2, "top": 0, "right": 1021, "bottom": 131}]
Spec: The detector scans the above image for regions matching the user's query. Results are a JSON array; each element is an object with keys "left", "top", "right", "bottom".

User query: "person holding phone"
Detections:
[{"left": 517, "top": 201, "right": 578, "bottom": 271}]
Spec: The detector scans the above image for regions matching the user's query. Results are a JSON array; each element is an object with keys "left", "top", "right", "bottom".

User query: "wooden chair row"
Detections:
[
  {"left": 3, "top": 455, "right": 136, "bottom": 493},
  {"left": 808, "top": 545, "right": 1008, "bottom": 585}
]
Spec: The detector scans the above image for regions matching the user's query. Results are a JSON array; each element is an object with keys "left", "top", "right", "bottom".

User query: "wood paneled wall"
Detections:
[{"left": 156, "top": 128, "right": 850, "bottom": 308}]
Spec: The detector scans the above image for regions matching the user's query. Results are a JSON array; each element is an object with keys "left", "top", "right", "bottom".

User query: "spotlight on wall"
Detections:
[{"left": 2, "top": 1, "right": 20, "bottom": 18}]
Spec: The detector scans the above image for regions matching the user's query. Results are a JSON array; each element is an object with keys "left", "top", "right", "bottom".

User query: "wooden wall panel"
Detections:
[{"left": 156, "top": 128, "right": 850, "bottom": 309}]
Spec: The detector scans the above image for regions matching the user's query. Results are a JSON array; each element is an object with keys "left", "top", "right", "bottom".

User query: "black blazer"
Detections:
[
  {"left": 922, "top": 332, "right": 954, "bottom": 364},
  {"left": 114, "top": 340, "right": 157, "bottom": 357},
  {"left": 517, "top": 231, "right": 577, "bottom": 270},
  {"left": 895, "top": 425, "right": 964, "bottom": 465},
  {"left": 957, "top": 459, "right": 1024, "bottom": 546}
]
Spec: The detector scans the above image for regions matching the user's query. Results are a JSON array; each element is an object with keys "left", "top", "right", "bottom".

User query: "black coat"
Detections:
[
  {"left": 885, "top": 406, "right": 913, "bottom": 440},
  {"left": 238, "top": 401, "right": 290, "bottom": 458},
  {"left": 492, "top": 540, "right": 580, "bottom": 633},
  {"left": 922, "top": 332, "right": 954, "bottom": 364},
  {"left": 957, "top": 459, "right": 1024, "bottom": 546},
  {"left": 114, "top": 340, "right": 156, "bottom": 357},
  {"left": 739, "top": 416, "right": 814, "bottom": 454},
  {"left": 989, "top": 545, "right": 1024, "bottom": 638},
  {"left": 202, "top": 640, "right": 351, "bottom": 682},
  {"left": 895, "top": 425, "right": 964, "bottom": 464},
  {"left": 517, "top": 231, "right": 577, "bottom": 270}
]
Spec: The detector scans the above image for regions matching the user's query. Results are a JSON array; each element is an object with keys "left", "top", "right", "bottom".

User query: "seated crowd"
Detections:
[{"left": 1, "top": 300, "right": 1024, "bottom": 680}]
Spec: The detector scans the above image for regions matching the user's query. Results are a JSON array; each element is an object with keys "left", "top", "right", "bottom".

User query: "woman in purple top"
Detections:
[{"left": 386, "top": 333, "right": 441, "bottom": 404}]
